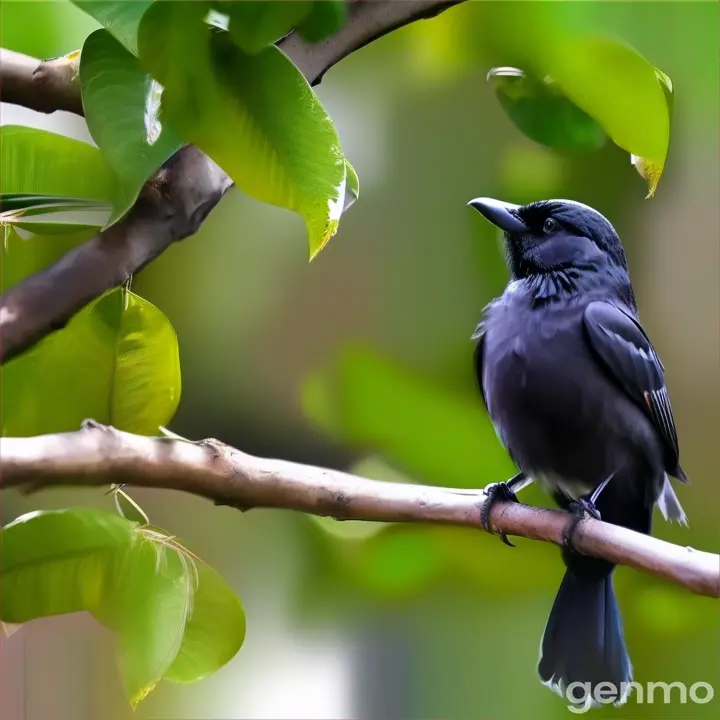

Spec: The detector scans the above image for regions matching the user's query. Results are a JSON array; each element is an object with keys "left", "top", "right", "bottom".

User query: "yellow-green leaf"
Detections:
[
  {"left": 163, "top": 560, "right": 246, "bottom": 683},
  {"left": 539, "top": 36, "right": 671, "bottom": 195},
  {"left": 92, "top": 534, "right": 194, "bottom": 706},
  {"left": 1, "top": 286, "right": 181, "bottom": 437},
  {"left": 137, "top": 1, "right": 347, "bottom": 258},
  {"left": 0, "top": 508, "right": 137, "bottom": 623},
  {"left": 0, "top": 126, "right": 127, "bottom": 211}
]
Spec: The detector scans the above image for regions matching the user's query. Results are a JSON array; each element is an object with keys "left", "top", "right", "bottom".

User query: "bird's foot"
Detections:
[
  {"left": 480, "top": 480, "right": 520, "bottom": 547},
  {"left": 562, "top": 498, "right": 602, "bottom": 554}
]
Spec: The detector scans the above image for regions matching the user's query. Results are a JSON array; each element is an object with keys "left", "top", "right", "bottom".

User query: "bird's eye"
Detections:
[{"left": 543, "top": 218, "right": 558, "bottom": 234}]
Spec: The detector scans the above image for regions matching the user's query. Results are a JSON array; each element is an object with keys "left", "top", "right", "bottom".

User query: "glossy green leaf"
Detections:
[
  {"left": 164, "top": 559, "right": 246, "bottom": 683},
  {"left": 0, "top": 126, "right": 128, "bottom": 212},
  {"left": 302, "top": 346, "right": 515, "bottom": 487},
  {"left": 80, "top": 29, "right": 184, "bottom": 221},
  {"left": 538, "top": 35, "right": 671, "bottom": 195},
  {"left": 297, "top": 0, "right": 348, "bottom": 43},
  {"left": 343, "top": 159, "right": 360, "bottom": 211},
  {"left": 488, "top": 66, "right": 607, "bottom": 152},
  {"left": 226, "top": 0, "right": 312, "bottom": 54},
  {"left": 137, "top": 1, "right": 347, "bottom": 258},
  {"left": 93, "top": 534, "right": 194, "bottom": 705},
  {"left": 72, "top": 1, "right": 152, "bottom": 55},
  {"left": 1, "top": 287, "right": 181, "bottom": 437},
  {"left": 0, "top": 508, "right": 137, "bottom": 623}
]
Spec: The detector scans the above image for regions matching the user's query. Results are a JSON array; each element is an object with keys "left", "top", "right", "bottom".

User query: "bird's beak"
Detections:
[{"left": 467, "top": 197, "right": 527, "bottom": 234}]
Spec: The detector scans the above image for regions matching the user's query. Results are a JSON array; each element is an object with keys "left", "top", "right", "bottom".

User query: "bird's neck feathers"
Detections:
[{"left": 516, "top": 265, "right": 636, "bottom": 308}]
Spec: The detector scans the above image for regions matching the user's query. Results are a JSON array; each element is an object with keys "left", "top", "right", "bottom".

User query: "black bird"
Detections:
[{"left": 468, "top": 197, "right": 688, "bottom": 708}]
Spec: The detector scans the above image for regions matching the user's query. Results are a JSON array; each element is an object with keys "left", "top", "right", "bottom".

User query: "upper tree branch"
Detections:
[
  {"left": 1, "top": 422, "right": 718, "bottom": 599},
  {"left": 0, "top": 0, "right": 464, "bottom": 364},
  {"left": 0, "top": 49, "right": 83, "bottom": 115}
]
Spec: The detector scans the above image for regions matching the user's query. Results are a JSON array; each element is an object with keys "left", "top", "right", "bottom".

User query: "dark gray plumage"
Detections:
[{"left": 468, "top": 197, "right": 688, "bottom": 708}]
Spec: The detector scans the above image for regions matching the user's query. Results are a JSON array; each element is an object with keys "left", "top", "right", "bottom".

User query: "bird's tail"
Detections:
[{"left": 538, "top": 566, "right": 632, "bottom": 710}]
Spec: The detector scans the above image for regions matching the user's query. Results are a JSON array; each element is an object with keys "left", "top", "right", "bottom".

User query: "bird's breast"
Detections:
[
  {"left": 481, "top": 298, "right": 591, "bottom": 412},
  {"left": 479, "top": 295, "right": 630, "bottom": 487}
]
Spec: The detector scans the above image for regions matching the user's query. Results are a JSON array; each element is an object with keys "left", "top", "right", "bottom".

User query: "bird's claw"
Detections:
[
  {"left": 562, "top": 498, "right": 601, "bottom": 553},
  {"left": 480, "top": 482, "right": 519, "bottom": 547}
]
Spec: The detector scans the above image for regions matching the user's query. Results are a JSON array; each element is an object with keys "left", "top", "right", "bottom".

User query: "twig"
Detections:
[
  {"left": 1, "top": 422, "right": 718, "bottom": 599},
  {"left": 0, "top": 1, "right": 464, "bottom": 364}
]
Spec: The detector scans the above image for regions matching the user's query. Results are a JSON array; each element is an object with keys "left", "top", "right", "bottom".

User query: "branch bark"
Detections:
[
  {"left": 1, "top": 422, "right": 718, "bottom": 599},
  {"left": 0, "top": 0, "right": 463, "bottom": 364},
  {"left": 0, "top": 49, "right": 83, "bottom": 115}
]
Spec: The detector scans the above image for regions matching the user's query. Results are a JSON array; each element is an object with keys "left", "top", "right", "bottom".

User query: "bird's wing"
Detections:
[
  {"left": 472, "top": 322, "right": 488, "bottom": 411},
  {"left": 583, "top": 300, "right": 687, "bottom": 481}
]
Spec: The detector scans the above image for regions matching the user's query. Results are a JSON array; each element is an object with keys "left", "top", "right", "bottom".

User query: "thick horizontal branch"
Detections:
[
  {"left": 0, "top": 49, "right": 83, "bottom": 115},
  {"left": 1, "top": 422, "right": 717, "bottom": 599},
  {"left": 0, "top": 0, "right": 464, "bottom": 364}
]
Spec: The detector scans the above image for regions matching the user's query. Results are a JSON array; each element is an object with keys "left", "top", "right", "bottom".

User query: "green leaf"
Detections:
[
  {"left": 1, "top": 195, "right": 110, "bottom": 234},
  {"left": 488, "top": 66, "right": 607, "bottom": 152},
  {"left": 0, "top": 508, "right": 137, "bottom": 623},
  {"left": 0, "top": 194, "right": 107, "bottom": 213},
  {"left": 538, "top": 35, "right": 671, "bottom": 195},
  {"left": 6, "top": 211, "right": 110, "bottom": 236},
  {"left": 0, "top": 126, "right": 129, "bottom": 213},
  {"left": 302, "top": 346, "right": 515, "bottom": 487},
  {"left": 654, "top": 67, "right": 674, "bottom": 118},
  {"left": 1, "top": 286, "right": 181, "bottom": 437},
  {"left": 137, "top": 1, "right": 347, "bottom": 258},
  {"left": 93, "top": 534, "right": 194, "bottom": 706},
  {"left": 1, "top": 508, "right": 243, "bottom": 705},
  {"left": 631, "top": 68, "right": 674, "bottom": 197},
  {"left": 297, "top": 0, "right": 348, "bottom": 43},
  {"left": 226, "top": 0, "right": 312, "bottom": 54},
  {"left": 80, "top": 29, "right": 184, "bottom": 221},
  {"left": 343, "top": 158, "right": 359, "bottom": 211},
  {"left": 72, "top": 1, "right": 153, "bottom": 55},
  {"left": 164, "top": 559, "right": 246, "bottom": 683}
]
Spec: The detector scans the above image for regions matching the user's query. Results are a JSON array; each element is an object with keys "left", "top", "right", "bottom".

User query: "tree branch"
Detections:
[
  {"left": 1, "top": 422, "right": 717, "bottom": 599},
  {"left": 0, "top": 0, "right": 464, "bottom": 364},
  {"left": 0, "top": 146, "right": 232, "bottom": 362},
  {"left": 0, "top": 49, "right": 83, "bottom": 115}
]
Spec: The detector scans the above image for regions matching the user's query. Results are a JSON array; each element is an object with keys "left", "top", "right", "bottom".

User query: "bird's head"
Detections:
[{"left": 467, "top": 197, "right": 628, "bottom": 281}]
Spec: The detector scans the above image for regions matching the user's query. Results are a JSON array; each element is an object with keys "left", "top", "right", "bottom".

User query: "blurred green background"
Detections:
[{"left": 1, "top": 1, "right": 718, "bottom": 719}]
